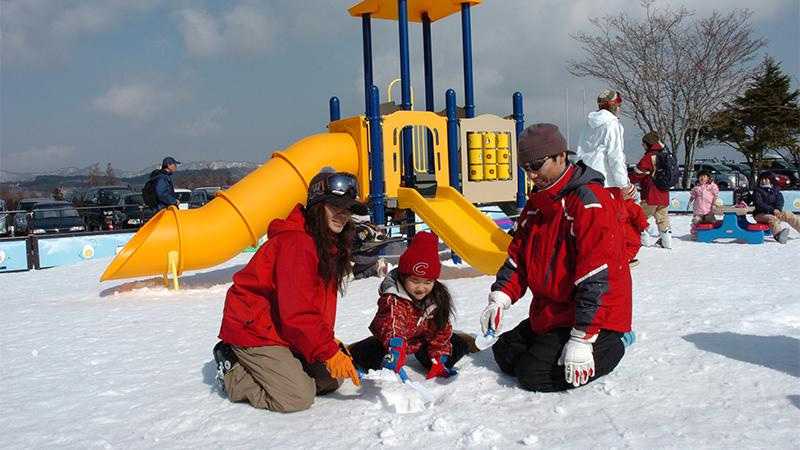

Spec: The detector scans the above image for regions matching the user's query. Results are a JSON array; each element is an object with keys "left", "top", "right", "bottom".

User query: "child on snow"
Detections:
[
  {"left": 622, "top": 196, "right": 648, "bottom": 267},
  {"left": 752, "top": 171, "right": 800, "bottom": 244},
  {"left": 689, "top": 170, "right": 720, "bottom": 234},
  {"left": 348, "top": 232, "right": 470, "bottom": 380}
]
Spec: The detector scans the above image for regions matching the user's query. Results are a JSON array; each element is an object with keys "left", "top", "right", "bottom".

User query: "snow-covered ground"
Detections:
[{"left": 3, "top": 215, "right": 799, "bottom": 449}]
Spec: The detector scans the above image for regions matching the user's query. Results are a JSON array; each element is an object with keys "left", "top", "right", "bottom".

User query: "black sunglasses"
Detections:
[{"left": 521, "top": 155, "right": 553, "bottom": 172}]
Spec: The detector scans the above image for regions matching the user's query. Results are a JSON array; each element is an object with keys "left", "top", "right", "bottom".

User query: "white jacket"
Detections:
[{"left": 575, "top": 109, "right": 629, "bottom": 188}]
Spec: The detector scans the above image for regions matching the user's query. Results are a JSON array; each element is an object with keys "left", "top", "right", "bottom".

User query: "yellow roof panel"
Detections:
[{"left": 348, "top": 0, "right": 481, "bottom": 23}]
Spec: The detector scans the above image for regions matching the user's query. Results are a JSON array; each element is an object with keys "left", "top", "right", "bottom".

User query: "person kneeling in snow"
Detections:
[
  {"left": 213, "top": 168, "right": 364, "bottom": 413},
  {"left": 349, "top": 232, "right": 469, "bottom": 380},
  {"left": 481, "top": 124, "right": 632, "bottom": 392}
]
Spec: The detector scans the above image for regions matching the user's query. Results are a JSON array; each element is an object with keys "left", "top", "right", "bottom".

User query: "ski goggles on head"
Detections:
[{"left": 325, "top": 173, "right": 359, "bottom": 198}]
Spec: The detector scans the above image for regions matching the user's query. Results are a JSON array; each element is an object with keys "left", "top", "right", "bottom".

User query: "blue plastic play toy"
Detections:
[{"left": 695, "top": 211, "right": 763, "bottom": 244}]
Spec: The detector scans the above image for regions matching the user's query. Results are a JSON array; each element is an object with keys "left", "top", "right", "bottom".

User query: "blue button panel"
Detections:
[
  {"left": 0, "top": 239, "right": 29, "bottom": 272},
  {"left": 37, "top": 232, "right": 135, "bottom": 269}
]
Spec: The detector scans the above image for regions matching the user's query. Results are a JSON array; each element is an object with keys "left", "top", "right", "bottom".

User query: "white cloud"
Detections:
[
  {"left": 0, "top": 0, "right": 162, "bottom": 67},
  {"left": 178, "top": 107, "right": 227, "bottom": 137},
  {"left": 175, "top": 2, "right": 277, "bottom": 58},
  {"left": 92, "top": 82, "right": 180, "bottom": 121},
  {"left": 1, "top": 145, "right": 77, "bottom": 172}
]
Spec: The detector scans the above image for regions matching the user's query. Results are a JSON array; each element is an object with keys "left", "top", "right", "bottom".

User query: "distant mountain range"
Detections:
[{"left": 0, "top": 160, "right": 261, "bottom": 183}]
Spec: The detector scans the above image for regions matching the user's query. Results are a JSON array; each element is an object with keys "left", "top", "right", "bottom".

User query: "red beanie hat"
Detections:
[{"left": 398, "top": 232, "right": 441, "bottom": 280}]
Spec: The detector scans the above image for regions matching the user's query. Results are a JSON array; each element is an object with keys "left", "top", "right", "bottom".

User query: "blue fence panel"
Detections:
[
  {"left": 36, "top": 232, "right": 134, "bottom": 269},
  {"left": 0, "top": 238, "right": 30, "bottom": 272}
]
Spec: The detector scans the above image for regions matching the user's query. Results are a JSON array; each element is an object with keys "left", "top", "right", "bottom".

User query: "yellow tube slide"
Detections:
[
  {"left": 397, "top": 186, "right": 511, "bottom": 275},
  {"left": 100, "top": 132, "right": 360, "bottom": 281}
]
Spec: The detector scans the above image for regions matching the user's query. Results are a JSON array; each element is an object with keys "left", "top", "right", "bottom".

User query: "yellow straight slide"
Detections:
[
  {"left": 100, "top": 132, "right": 360, "bottom": 281},
  {"left": 397, "top": 186, "right": 511, "bottom": 275}
]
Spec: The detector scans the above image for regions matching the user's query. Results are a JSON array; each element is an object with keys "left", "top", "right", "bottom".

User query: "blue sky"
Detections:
[{"left": 1, "top": 0, "right": 798, "bottom": 173}]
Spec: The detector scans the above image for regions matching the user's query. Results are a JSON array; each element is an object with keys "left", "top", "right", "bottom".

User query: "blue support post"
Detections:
[
  {"left": 397, "top": 0, "right": 415, "bottom": 241},
  {"left": 329, "top": 96, "right": 340, "bottom": 122},
  {"left": 446, "top": 89, "right": 460, "bottom": 191},
  {"left": 513, "top": 92, "right": 526, "bottom": 208},
  {"left": 362, "top": 14, "right": 374, "bottom": 114},
  {"left": 367, "top": 86, "right": 386, "bottom": 226},
  {"left": 422, "top": 14, "right": 435, "bottom": 174},
  {"left": 461, "top": 4, "right": 475, "bottom": 118}
]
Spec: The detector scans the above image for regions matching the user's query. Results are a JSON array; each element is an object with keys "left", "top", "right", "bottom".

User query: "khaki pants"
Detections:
[
  {"left": 224, "top": 345, "right": 340, "bottom": 413},
  {"left": 755, "top": 211, "right": 800, "bottom": 235},
  {"left": 641, "top": 202, "right": 671, "bottom": 232}
]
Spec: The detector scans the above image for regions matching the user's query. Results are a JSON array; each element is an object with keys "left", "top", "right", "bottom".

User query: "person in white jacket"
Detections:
[{"left": 576, "top": 90, "right": 634, "bottom": 198}]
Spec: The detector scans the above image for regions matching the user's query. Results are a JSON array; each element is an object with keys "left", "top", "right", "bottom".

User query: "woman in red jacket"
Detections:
[
  {"left": 213, "top": 168, "right": 364, "bottom": 413},
  {"left": 349, "top": 232, "right": 469, "bottom": 380}
]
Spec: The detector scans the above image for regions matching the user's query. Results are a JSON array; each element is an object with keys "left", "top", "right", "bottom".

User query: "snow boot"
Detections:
[
  {"left": 213, "top": 341, "right": 238, "bottom": 391},
  {"left": 658, "top": 230, "right": 672, "bottom": 249},
  {"left": 621, "top": 331, "right": 636, "bottom": 347},
  {"left": 640, "top": 232, "right": 651, "bottom": 247},
  {"left": 775, "top": 227, "right": 789, "bottom": 244}
]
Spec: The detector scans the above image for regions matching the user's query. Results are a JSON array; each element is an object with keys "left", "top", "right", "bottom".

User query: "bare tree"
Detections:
[
  {"left": 87, "top": 163, "right": 102, "bottom": 186},
  {"left": 105, "top": 163, "right": 119, "bottom": 185},
  {"left": 568, "top": 1, "right": 765, "bottom": 187}
]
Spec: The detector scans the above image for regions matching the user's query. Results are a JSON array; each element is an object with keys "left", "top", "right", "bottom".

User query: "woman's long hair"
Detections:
[
  {"left": 304, "top": 202, "right": 355, "bottom": 293},
  {"left": 398, "top": 274, "right": 455, "bottom": 330}
]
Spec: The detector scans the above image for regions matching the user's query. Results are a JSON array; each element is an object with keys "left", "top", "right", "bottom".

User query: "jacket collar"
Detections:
[{"left": 379, "top": 268, "right": 435, "bottom": 312}]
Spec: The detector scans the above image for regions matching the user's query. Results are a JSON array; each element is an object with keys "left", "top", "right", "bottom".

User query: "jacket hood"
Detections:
[
  {"left": 587, "top": 109, "right": 618, "bottom": 129},
  {"left": 267, "top": 204, "right": 307, "bottom": 238},
  {"left": 558, "top": 161, "right": 606, "bottom": 199},
  {"left": 379, "top": 268, "right": 412, "bottom": 300}
]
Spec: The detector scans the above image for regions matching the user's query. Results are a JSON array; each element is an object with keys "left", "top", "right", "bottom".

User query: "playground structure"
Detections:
[{"left": 100, "top": 0, "right": 526, "bottom": 282}]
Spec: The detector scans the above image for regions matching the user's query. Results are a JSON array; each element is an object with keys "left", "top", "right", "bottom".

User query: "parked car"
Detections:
[
  {"left": 189, "top": 187, "right": 221, "bottom": 209},
  {"left": 119, "top": 193, "right": 155, "bottom": 228},
  {"left": 80, "top": 188, "right": 134, "bottom": 231},
  {"left": 13, "top": 197, "right": 51, "bottom": 236},
  {"left": 692, "top": 163, "right": 748, "bottom": 190},
  {"left": 26, "top": 201, "right": 85, "bottom": 235},
  {"left": 72, "top": 185, "right": 132, "bottom": 207},
  {"left": 761, "top": 159, "right": 800, "bottom": 188},
  {"left": 175, "top": 188, "right": 192, "bottom": 210}
]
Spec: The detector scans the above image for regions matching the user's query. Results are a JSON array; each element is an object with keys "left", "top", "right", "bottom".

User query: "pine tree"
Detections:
[{"left": 702, "top": 57, "right": 800, "bottom": 184}]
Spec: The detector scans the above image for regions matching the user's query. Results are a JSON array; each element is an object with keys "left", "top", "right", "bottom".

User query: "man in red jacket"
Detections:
[
  {"left": 630, "top": 131, "right": 672, "bottom": 248},
  {"left": 480, "top": 123, "right": 632, "bottom": 392}
]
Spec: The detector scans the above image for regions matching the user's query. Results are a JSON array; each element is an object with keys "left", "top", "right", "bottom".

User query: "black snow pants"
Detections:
[
  {"left": 349, "top": 334, "right": 470, "bottom": 372},
  {"left": 492, "top": 319, "right": 625, "bottom": 392}
]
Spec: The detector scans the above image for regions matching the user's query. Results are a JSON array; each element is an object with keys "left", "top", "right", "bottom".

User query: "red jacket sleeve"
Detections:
[
  {"left": 274, "top": 238, "right": 339, "bottom": 363},
  {"left": 569, "top": 190, "right": 615, "bottom": 336},
  {"left": 627, "top": 201, "right": 648, "bottom": 232},
  {"left": 369, "top": 294, "right": 417, "bottom": 351},
  {"left": 630, "top": 152, "right": 654, "bottom": 184},
  {"left": 490, "top": 202, "right": 531, "bottom": 302},
  {"left": 425, "top": 322, "right": 453, "bottom": 360}
]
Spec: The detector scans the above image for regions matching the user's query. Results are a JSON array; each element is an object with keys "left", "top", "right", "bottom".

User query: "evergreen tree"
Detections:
[{"left": 702, "top": 57, "right": 800, "bottom": 184}]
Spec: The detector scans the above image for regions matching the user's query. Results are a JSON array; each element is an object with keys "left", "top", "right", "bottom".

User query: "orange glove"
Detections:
[{"left": 324, "top": 350, "right": 361, "bottom": 386}]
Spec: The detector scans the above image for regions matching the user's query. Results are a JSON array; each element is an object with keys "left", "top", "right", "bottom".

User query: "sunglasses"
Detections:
[{"left": 521, "top": 155, "right": 553, "bottom": 172}]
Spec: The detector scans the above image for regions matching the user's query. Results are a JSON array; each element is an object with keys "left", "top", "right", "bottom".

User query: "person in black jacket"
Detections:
[
  {"left": 151, "top": 157, "right": 181, "bottom": 211},
  {"left": 753, "top": 171, "right": 800, "bottom": 244}
]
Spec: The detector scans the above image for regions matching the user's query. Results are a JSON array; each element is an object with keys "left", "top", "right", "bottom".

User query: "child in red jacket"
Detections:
[
  {"left": 623, "top": 197, "right": 648, "bottom": 267},
  {"left": 349, "top": 232, "right": 469, "bottom": 379}
]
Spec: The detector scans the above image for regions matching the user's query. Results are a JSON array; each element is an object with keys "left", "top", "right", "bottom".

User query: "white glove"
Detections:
[
  {"left": 480, "top": 291, "right": 512, "bottom": 336},
  {"left": 557, "top": 329, "right": 598, "bottom": 387}
]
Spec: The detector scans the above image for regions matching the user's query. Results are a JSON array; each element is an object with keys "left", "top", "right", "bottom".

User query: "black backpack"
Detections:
[
  {"left": 653, "top": 149, "right": 679, "bottom": 190},
  {"left": 142, "top": 170, "right": 161, "bottom": 208}
]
